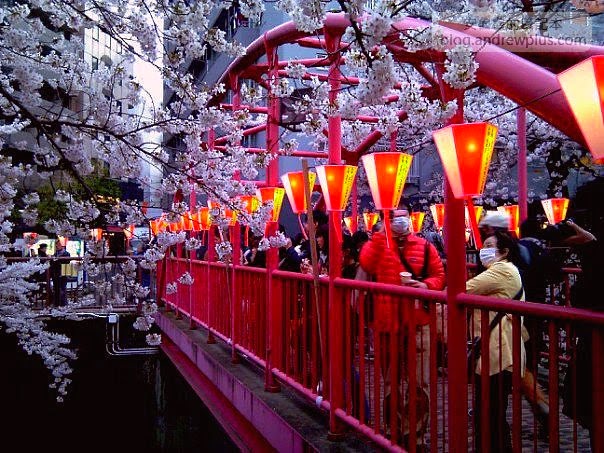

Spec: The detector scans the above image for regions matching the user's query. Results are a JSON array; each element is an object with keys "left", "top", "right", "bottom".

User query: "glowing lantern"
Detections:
[
  {"left": 557, "top": 56, "right": 604, "bottom": 160},
  {"left": 361, "top": 152, "right": 413, "bottom": 210},
  {"left": 181, "top": 213, "right": 194, "bottom": 231},
  {"left": 315, "top": 165, "right": 357, "bottom": 211},
  {"left": 124, "top": 225, "right": 135, "bottom": 242},
  {"left": 57, "top": 235, "right": 68, "bottom": 246},
  {"left": 432, "top": 122, "right": 498, "bottom": 199},
  {"left": 430, "top": 204, "right": 445, "bottom": 231},
  {"left": 541, "top": 198, "right": 569, "bottom": 225},
  {"left": 464, "top": 205, "right": 484, "bottom": 229},
  {"left": 281, "top": 171, "right": 316, "bottom": 214},
  {"left": 343, "top": 216, "right": 353, "bottom": 232},
  {"left": 91, "top": 228, "right": 103, "bottom": 242},
  {"left": 150, "top": 218, "right": 164, "bottom": 236},
  {"left": 238, "top": 195, "right": 259, "bottom": 215},
  {"left": 257, "top": 187, "right": 285, "bottom": 222},
  {"left": 169, "top": 219, "right": 181, "bottom": 232},
  {"left": 498, "top": 205, "right": 520, "bottom": 236},
  {"left": 208, "top": 200, "right": 222, "bottom": 217},
  {"left": 224, "top": 208, "right": 237, "bottom": 227},
  {"left": 363, "top": 212, "right": 379, "bottom": 232},
  {"left": 410, "top": 212, "right": 425, "bottom": 233},
  {"left": 194, "top": 207, "right": 212, "bottom": 231}
]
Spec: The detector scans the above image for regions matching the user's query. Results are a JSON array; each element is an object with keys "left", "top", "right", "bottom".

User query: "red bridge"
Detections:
[{"left": 154, "top": 14, "right": 604, "bottom": 453}]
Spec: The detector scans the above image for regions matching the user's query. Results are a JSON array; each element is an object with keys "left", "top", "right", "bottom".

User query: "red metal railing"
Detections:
[{"left": 160, "top": 256, "right": 603, "bottom": 453}]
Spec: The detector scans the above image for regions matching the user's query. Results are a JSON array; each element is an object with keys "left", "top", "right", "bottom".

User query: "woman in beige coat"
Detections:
[{"left": 467, "top": 230, "right": 525, "bottom": 452}]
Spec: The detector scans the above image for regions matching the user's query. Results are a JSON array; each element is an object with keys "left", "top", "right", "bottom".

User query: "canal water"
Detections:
[{"left": 1, "top": 317, "right": 238, "bottom": 452}]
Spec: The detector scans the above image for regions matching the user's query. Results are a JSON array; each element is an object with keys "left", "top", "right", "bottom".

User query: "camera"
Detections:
[{"left": 541, "top": 219, "right": 575, "bottom": 243}]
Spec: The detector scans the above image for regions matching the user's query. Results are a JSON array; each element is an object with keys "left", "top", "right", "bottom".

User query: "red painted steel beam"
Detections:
[
  {"left": 214, "top": 145, "right": 328, "bottom": 158},
  {"left": 214, "top": 123, "right": 266, "bottom": 145},
  {"left": 160, "top": 338, "right": 276, "bottom": 453},
  {"left": 220, "top": 103, "right": 268, "bottom": 114}
]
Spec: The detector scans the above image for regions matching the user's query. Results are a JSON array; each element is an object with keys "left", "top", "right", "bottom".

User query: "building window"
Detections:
[
  {"left": 91, "top": 56, "right": 99, "bottom": 71},
  {"left": 92, "top": 26, "right": 99, "bottom": 41},
  {"left": 116, "top": 41, "right": 123, "bottom": 54},
  {"left": 116, "top": 100, "right": 123, "bottom": 115}
]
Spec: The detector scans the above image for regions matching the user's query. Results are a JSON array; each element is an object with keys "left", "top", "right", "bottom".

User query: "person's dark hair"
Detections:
[
  {"left": 39, "top": 243, "right": 47, "bottom": 249},
  {"left": 519, "top": 217, "right": 543, "bottom": 239},
  {"left": 312, "top": 209, "right": 328, "bottom": 226},
  {"left": 492, "top": 230, "right": 522, "bottom": 268},
  {"left": 351, "top": 231, "right": 369, "bottom": 248}
]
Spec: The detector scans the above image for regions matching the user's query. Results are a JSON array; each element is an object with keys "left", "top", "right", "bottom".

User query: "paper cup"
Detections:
[{"left": 400, "top": 271, "right": 412, "bottom": 284}]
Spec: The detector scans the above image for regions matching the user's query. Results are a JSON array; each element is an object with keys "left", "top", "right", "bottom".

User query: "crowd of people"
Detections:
[{"left": 236, "top": 197, "right": 600, "bottom": 452}]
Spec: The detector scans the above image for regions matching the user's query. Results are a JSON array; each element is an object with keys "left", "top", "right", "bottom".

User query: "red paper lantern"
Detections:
[
  {"left": 432, "top": 122, "right": 498, "bottom": 199},
  {"left": 464, "top": 205, "right": 484, "bottom": 229},
  {"left": 557, "top": 56, "right": 604, "bottom": 161},
  {"left": 168, "top": 221, "right": 180, "bottom": 233},
  {"left": 362, "top": 212, "right": 379, "bottom": 231},
  {"left": 257, "top": 187, "right": 285, "bottom": 222},
  {"left": 181, "top": 213, "right": 194, "bottom": 231},
  {"left": 194, "top": 207, "right": 212, "bottom": 231},
  {"left": 281, "top": 171, "right": 316, "bottom": 214},
  {"left": 224, "top": 208, "right": 237, "bottom": 227},
  {"left": 343, "top": 216, "right": 353, "bottom": 232},
  {"left": 124, "top": 224, "right": 135, "bottom": 239},
  {"left": 410, "top": 212, "right": 425, "bottom": 233},
  {"left": 315, "top": 165, "right": 357, "bottom": 211},
  {"left": 541, "top": 198, "right": 569, "bottom": 225},
  {"left": 498, "top": 205, "right": 519, "bottom": 235},
  {"left": 361, "top": 152, "right": 413, "bottom": 210},
  {"left": 430, "top": 204, "right": 445, "bottom": 230},
  {"left": 238, "top": 195, "right": 259, "bottom": 215},
  {"left": 90, "top": 228, "right": 103, "bottom": 242}
]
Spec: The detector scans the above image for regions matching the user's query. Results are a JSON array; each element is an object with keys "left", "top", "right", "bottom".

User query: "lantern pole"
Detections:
[
  {"left": 437, "top": 66, "right": 468, "bottom": 453},
  {"left": 351, "top": 178, "right": 358, "bottom": 234},
  {"left": 517, "top": 107, "right": 528, "bottom": 223},
  {"left": 230, "top": 72, "right": 242, "bottom": 363},
  {"left": 263, "top": 40, "right": 281, "bottom": 393},
  {"left": 466, "top": 198, "right": 482, "bottom": 249},
  {"left": 325, "top": 28, "right": 345, "bottom": 440}
]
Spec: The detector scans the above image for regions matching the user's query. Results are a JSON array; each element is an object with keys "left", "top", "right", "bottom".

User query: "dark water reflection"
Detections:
[{"left": 1, "top": 318, "right": 238, "bottom": 452}]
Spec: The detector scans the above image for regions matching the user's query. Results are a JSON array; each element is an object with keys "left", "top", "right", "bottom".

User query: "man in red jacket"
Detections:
[{"left": 359, "top": 209, "right": 445, "bottom": 449}]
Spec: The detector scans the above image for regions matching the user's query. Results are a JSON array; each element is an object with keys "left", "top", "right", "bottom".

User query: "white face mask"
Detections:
[
  {"left": 479, "top": 247, "right": 498, "bottom": 267},
  {"left": 391, "top": 216, "right": 410, "bottom": 235}
]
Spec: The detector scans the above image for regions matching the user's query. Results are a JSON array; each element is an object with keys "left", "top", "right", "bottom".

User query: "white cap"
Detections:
[{"left": 479, "top": 211, "right": 510, "bottom": 229}]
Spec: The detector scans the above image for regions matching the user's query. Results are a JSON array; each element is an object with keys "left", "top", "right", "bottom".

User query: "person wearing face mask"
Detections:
[
  {"left": 466, "top": 230, "right": 525, "bottom": 452},
  {"left": 359, "top": 209, "right": 445, "bottom": 450}
]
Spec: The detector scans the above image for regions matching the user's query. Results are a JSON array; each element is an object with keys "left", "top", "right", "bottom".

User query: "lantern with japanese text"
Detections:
[
  {"left": 363, "top": 212, "right": 379, "bottom": 232},
  {"left": 238, "top": 195, "right": 259, "bottom": 215},
  {"left": 410, "top": 212, "right": 425, "bottom": 234},
  {"left": 361, "top": 152, "right": 413, "bottom": 210},
  {"left": 195, "top": 207, "right": 212, "bottom": 231},
  {"left": 223, "top": 208, "right": 238, "bottom": 227},
  {"left": 430, "top": 204, "right": 445, "bottom": 231},
  {"left": 281, "top": 171, "right": 316, "bottom": 214},
  {"left": 498, "top": 205, "right": 520, "bottom": 236},
  {"left": 257, "top": 187, "right": 285, "bottom": 222},
  {"left": 343, "top": 216, "right": 353, "bottom": 233},
  {"left": 541, "top": 198, "right": 569, "bottom": 225},
  {"left": 464, "top": 205, "right": 484, "bottom": 229},
  {"left": 557, "top": 56, "right": 604, "bottom": 161},
  {"left": 432, "top": 122, "right": 498, "bottom": 199},
  {"left": 315, "top": 165, "right": 357, "bottom": 211},
  {"left": 361, "top": 152, "right": 412, "bottom": 247}
]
